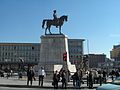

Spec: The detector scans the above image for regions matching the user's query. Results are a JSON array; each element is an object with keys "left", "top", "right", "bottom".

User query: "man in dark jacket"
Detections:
[
  {"left": 53, "top": 70, "right": 60, "bottom": 89},
  {"left": 61, "top": 70, "right": 67, "bottom": 89},
  {"left": 27, "top": 67, "right": 35, "bottom": 86},
  {"left": 88, "top": 71, "right": 93, "bottom": 89}
]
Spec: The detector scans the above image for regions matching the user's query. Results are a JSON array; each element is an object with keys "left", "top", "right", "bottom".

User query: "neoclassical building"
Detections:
[
  {"left": 0, "top": 39, "right": 84, "bottom": 71},
  {"left": 0, "top": 43, "right": 40, "bottom": 71}
]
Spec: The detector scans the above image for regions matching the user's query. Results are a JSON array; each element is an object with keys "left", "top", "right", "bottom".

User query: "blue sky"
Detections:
[{"left": 0, "top": 0, "right": 120, "bottom": 58}]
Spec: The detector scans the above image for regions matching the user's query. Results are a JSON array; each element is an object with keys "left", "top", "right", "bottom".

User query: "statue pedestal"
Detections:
[{"left": 39, "top": 34, "right": 76, "bottom": 79}]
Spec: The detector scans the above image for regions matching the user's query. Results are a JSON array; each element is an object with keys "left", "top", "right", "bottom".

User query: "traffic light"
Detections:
[{"left": 63, "top": 52, "right": 67, "bottom": 61}]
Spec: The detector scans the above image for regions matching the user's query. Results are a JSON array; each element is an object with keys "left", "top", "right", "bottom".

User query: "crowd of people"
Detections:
[
  {"left": 52, "top": 68, "right": 120, "bottom": 89},
  {"left": 1, "top": 66, "right": 120, "bottom": 89},
  {"left": 26, "top": 66, "right": 46, "bottom": 86},
  {"left": 85, "top": 69, "right": 120, "bottom": 88},
  {"left": 52, "top": 69, "right": 69, "bottom": 89}
]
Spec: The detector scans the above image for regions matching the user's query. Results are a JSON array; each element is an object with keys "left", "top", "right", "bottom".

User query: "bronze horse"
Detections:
[{"left": 42, "top": 15, "right": 68, "bottom": 35}]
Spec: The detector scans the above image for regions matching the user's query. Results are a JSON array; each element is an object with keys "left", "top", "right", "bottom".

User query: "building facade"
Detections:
[
  {"left": 68, "top": 39, "right": 85, "bottom": 69},
  {"left": 88, "top": 54, "right": 106, "bottom": 68},
  {"left": 110, "top": 44, "right": 120, "bottom": 61},
  {"left": 110, "top": 45, "right": 120, "bottom": 69},
  {"left": 0, "top": 43, "right": 40, "bottom": 71},
  {"left": 0, "top": 39, "right": 84, "bottom": 71}
]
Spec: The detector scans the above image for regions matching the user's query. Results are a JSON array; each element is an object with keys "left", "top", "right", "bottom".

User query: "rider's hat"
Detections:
[{"left": 53, "top": 10, "right": 56, "bottom": 13}]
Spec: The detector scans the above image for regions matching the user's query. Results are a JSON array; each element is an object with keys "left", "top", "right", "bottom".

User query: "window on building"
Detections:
[
  {"left": 76, "top": 55, "right": 78, "bottom": 58},
  {"left": 3, "top": 46, "right": 4, "bottom": 50},
  {"left": 26, "top": 52, "right": 28, "bottom": 56},
  {"left": 6, "top": 46, "right": 7, "bottom": 51},
  {"left": 2, "top": 53, "right": 4, "bottom": 56},
  {"left": 14, "top": 58, "right": 16, "bottom": 62},
  {"left": 11, "top": 52, "right": 13, "bottom": 56},
  {"left": 28, "top": 46, "right": 31, "bottom": 50},
  {"left": 14, "top": 46, "right": 16, "bottom": 50},
  {"left": 11, "top": 58, "right": 13, "bottom": 62},
  {"left": 5, "top": 52, "right": 7, "bottom": 56},
  {"left": 35, "top": 58, "right": 37, "bottom": 62},
  {"left": 32, "top": 46, "right": 34, "bottom": 50},
  {"left": 17, "top": 46, "right": 19, "bottom": 50},
  {"left": 10, "top": 46, "right": 12, "bottom": 50}
]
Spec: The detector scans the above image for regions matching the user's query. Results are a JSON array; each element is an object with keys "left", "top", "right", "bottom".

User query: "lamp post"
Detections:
[{"left": 87, "top": 39, "right": 90, "bottom": 69}]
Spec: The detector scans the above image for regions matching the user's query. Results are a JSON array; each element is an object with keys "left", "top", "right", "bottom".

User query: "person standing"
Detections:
[
  {"left": 18, "top": 71, "right": 22, "bottom": 80},
  {"left": 72, "top": 73, "right": 76, "bottom": 87},
  {"left": 38, "top": 67, "right": 46, "bottom": 87},
  {"left": 88, "top": 70, "right": 93, "bottom": 89},
  {"left": 78, "top": 69, "right": 83, "bottom": 87},
  {"left": 53, "top": 70, "right": 60, "bottom": 89},
  {"left": 102, "top": 70, "right": 107, "bottom": 83},
  {"left": 27, "top": 67, "right": 35, "bottom": 86},
  {"left": 74, "top": 69, "right": 81, "bottom": 89},
  {"left": 115, "top": 70, "right": 120, "bottom": 78},
  {"left": 61, "top": 70, "right": 67, "bottom": 89}
]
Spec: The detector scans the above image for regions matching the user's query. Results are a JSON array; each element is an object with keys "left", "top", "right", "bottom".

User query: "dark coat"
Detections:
[
  {"left": 61, "top": 72, "right": 67, "bottom": 83},
  {"left": 27, "top": 70, "right": 34, "bottom": 79},
  {"left": 53, "top": 73, "right": 60, "bottom": 82}
]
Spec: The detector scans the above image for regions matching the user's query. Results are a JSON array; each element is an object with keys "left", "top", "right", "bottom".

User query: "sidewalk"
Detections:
[{"left": 0, "top": 77, "right": 100, "bottom": 89}]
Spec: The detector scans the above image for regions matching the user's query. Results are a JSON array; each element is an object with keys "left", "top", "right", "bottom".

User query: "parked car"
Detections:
[{"left": 96, "top": 77, "right": 120, "bottom": 90}]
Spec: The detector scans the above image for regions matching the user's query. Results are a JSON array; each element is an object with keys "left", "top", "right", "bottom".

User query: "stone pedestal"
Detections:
[{"left": 39, "top": 34, "right": 70, "bottom": 78}]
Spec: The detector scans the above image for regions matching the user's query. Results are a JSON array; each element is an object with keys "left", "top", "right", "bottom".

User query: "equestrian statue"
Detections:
[{"left": 42, "top": 10, "right": 68, "bottom": 35}]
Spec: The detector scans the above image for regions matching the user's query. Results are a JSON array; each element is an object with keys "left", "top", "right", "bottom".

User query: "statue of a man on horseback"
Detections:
[{"left": 42, "top": 10, "right": 68, "bottom": 35}]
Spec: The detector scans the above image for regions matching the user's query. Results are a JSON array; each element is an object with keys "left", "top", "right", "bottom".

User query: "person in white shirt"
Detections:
[{"left": 38, "top": 67, "right": 46, "bottom": 87}]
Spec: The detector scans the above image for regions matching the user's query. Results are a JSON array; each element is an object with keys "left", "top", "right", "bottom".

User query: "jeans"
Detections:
[
  {"left": 76, "top": 80, "right": 81, "bottom": 88},
  {"left": 39, "top": 75, "right": 44, "bottom": 86}
]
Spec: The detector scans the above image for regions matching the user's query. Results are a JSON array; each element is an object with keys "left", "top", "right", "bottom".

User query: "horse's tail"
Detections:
[{"left": 42, "top": 19, "right": 47, "bottom": 29}]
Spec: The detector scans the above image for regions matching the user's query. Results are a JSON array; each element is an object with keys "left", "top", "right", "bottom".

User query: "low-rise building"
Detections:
[
  {"left": 68, "top": 39, "right": 85, "bottom": 69},
  {"left": 110, "top": 44, "right": 120, "bottom": 61},
  {"left": 0, "top": 43, "right": 40, "bottom": 71},
  {"left": 88, "top": 54, "right": 106, "bottom": 68}
]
